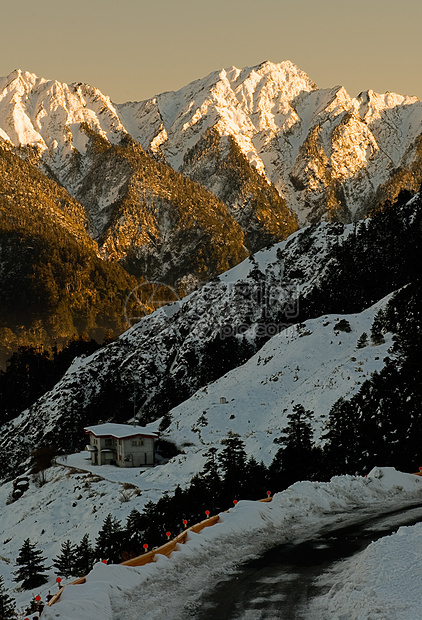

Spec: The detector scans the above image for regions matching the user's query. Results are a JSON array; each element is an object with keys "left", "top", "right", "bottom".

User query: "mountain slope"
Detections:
[
  {"left": 0, "top": 72, "right": 252, "bottom": 289},
  {"left": 0, "top": 143, "right": 138, "bottom": 365},
  {"left": 1, "top": 192, "right": 420, "bottom": 480},
  {"left": 73, "top": 131, "right": 248, "bottom": 287},
  {"left": 180, "top": 127, "right": 298, "bottom": 250}
]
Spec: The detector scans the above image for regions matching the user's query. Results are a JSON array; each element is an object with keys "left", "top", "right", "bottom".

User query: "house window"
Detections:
[{"left": 131, "top": 439, "right": 144, "bottom": 446}]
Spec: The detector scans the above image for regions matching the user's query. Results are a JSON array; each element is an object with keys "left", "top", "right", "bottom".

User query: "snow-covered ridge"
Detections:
[
  {"left": 0, "top": 69, "right": 125, "bottom": 153},
  {"left": 117, "top": 60, "right": 422, "bottom": 223}
]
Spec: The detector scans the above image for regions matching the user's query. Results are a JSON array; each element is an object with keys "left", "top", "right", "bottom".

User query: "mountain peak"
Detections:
[
  {"left": 6, "top": 68, "right": 36, "bottom": 80},
  {"left": 0, "top": 68, "right": 42, "bottom": 93},
  {"left": 220, "top": 59, "right": 316, "bottom": 92}
]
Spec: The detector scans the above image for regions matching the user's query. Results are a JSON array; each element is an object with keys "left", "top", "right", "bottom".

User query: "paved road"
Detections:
[{"left": 193, "top": 502, "right": 422, "bottom": 619}]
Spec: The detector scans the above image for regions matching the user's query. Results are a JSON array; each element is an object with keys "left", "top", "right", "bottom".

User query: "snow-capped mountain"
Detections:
[
  {"left": 0, "top": 69, "right": 125, "bottom": 165},
  {"left": 1, "top": 68, "right": 290, "bottom": 292},
  {"left": 1, "top": 61, "right": 422, "bottom": 238},
  {"left": 125, "top": 59, "right": 422, "bottom": 224}
]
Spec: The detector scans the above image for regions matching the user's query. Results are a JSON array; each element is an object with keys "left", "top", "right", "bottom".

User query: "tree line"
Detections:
[{"left": 0, "top": 335, "right": 109, "bottom": 426}]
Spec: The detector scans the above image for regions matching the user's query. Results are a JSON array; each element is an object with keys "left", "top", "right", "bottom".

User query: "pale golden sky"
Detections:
[{"left": 2, "top": 0, "right": 422, "bottom": 102}]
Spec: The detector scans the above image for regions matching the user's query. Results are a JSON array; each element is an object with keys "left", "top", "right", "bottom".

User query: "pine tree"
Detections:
[
  {"left": 323, "top": 397, "right": 361, "bottom": 475},
  {"left": 74, "top": 534, "right": 95, "bottom": 577},
  {"left": 244, "top": 456, "right": 270, "bottom": 499},
  {"left": 125, "top": 509, "right": 145, "bottom": 555},
  {"left": 193, "top": 474, "right": 215, "bottom": 517},
  {"left": 356, "top": 332, "right": 369, "bottom": 349},
  {"left": 95, "top": 514, "right": 124, "bottom": 564},
  {"left": 138, "top": 500, "right": 167, "bottom": 548},
  {"left": 0, "top": 576, "right": 17, "bottom": 620},
  {"left": 218, "top": 432, "right": 248, "bottom": 502},
  {"left": 201, "top": 446, "right": 222, "bottom": 506},
  {"left": 370, "top": 309, "right": 386, "bottom": 345},
  {"left": 279, "top": 404, "right": 314, "bottom": 452},
  {"left": 13, "top": 539, "right": 48, "bottom": 590},
  {"left": 270, "top": 404, "right": 317, "bottom": 490},
  {"left": 53, "top": 540, "right": 78, "bottom": 579}
]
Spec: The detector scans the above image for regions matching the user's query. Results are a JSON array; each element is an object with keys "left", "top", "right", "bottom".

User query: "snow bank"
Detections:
[
  {"left": 41, "top": 468, "right": 422, "bottom": 620},
  {"left": 306, "top": 521, "right": 422, "bottom": 619}
]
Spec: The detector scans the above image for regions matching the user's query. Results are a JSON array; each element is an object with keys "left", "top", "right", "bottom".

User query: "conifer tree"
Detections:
[
  {"left": 125, "top": 509, "right": 145, "bottom": 555},
  {"left": 202, "top": 446, "right": 222, "bottom": 506},
  {"left": 0, "top": 576, "right": 17, "bottom": 620},
  {"left": 323, "top": 397, "right": 360, "bottom": 475},
  {"left": 53, "top": 540, "right": 78, "bottom": 579},
  {"left": 74, "top": 534, "right": 95, "bottom": 577},
  {"left": 13, "top": 539, "right": 48, "bottom": 590},
  {"left": 95, "top": 514, "right": 124, "bottom": 564},
  {"left": 245, "top": 456, "right": 270, "bottom": 499},
  {"left": 270, "top": 404, "right": 317, "bottom": 489},
  {"left": 187, "top": 474, "right": 212, "bottom": 519},
  {"left": 370, "top": 309, "right": 386, "bottom": 345},
  {"left": 218, "top": 432, "right": 248, "bottom": 501},
  {"left": 356, "top": 332, "right": 369, "bottom": 349}
]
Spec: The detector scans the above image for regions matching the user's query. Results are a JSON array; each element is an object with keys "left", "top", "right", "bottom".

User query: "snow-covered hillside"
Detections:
[
  {"left": 163, "top": 297, "right": 393, "bottom": 467},
  {"left": 2, "top": 465, "right": 420, "bottom": 620}
]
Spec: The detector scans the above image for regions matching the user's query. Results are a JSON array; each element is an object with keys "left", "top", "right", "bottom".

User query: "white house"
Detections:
[{"left": 84, "top": 423, "right": 159, "bottom": 467}]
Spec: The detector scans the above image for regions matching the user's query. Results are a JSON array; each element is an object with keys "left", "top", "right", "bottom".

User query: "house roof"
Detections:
[{"left": 84, "top": 423, "right": 159, "bottom": 440}]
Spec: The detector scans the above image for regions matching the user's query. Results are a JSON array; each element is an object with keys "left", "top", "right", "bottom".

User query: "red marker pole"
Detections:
[
  {"left": 56, "top": 577, "right": 62, "bottom": 589},
  {"left": 233, "top": 499, "right": 238, "bottom": 506},
  {"left": 182, "top": 519, "right": 188, "bottom": 528},
  {"left": 143, "top": 543, "right": 149, "bottom": 553},
  {"left": 267, "top": 490, "right": 271, "bottom": 499},
  {"left": 166, "top": 531, "right": 171, "bottom": 540},
  {"left": 205, "top": 510, "right": 210, "bottom": 518},
  {"left": 35, "top": 594, "right": 42, "bottom": 612},
  {"left": 102, "top": 559, "right": 107, "bottom": 564}
]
